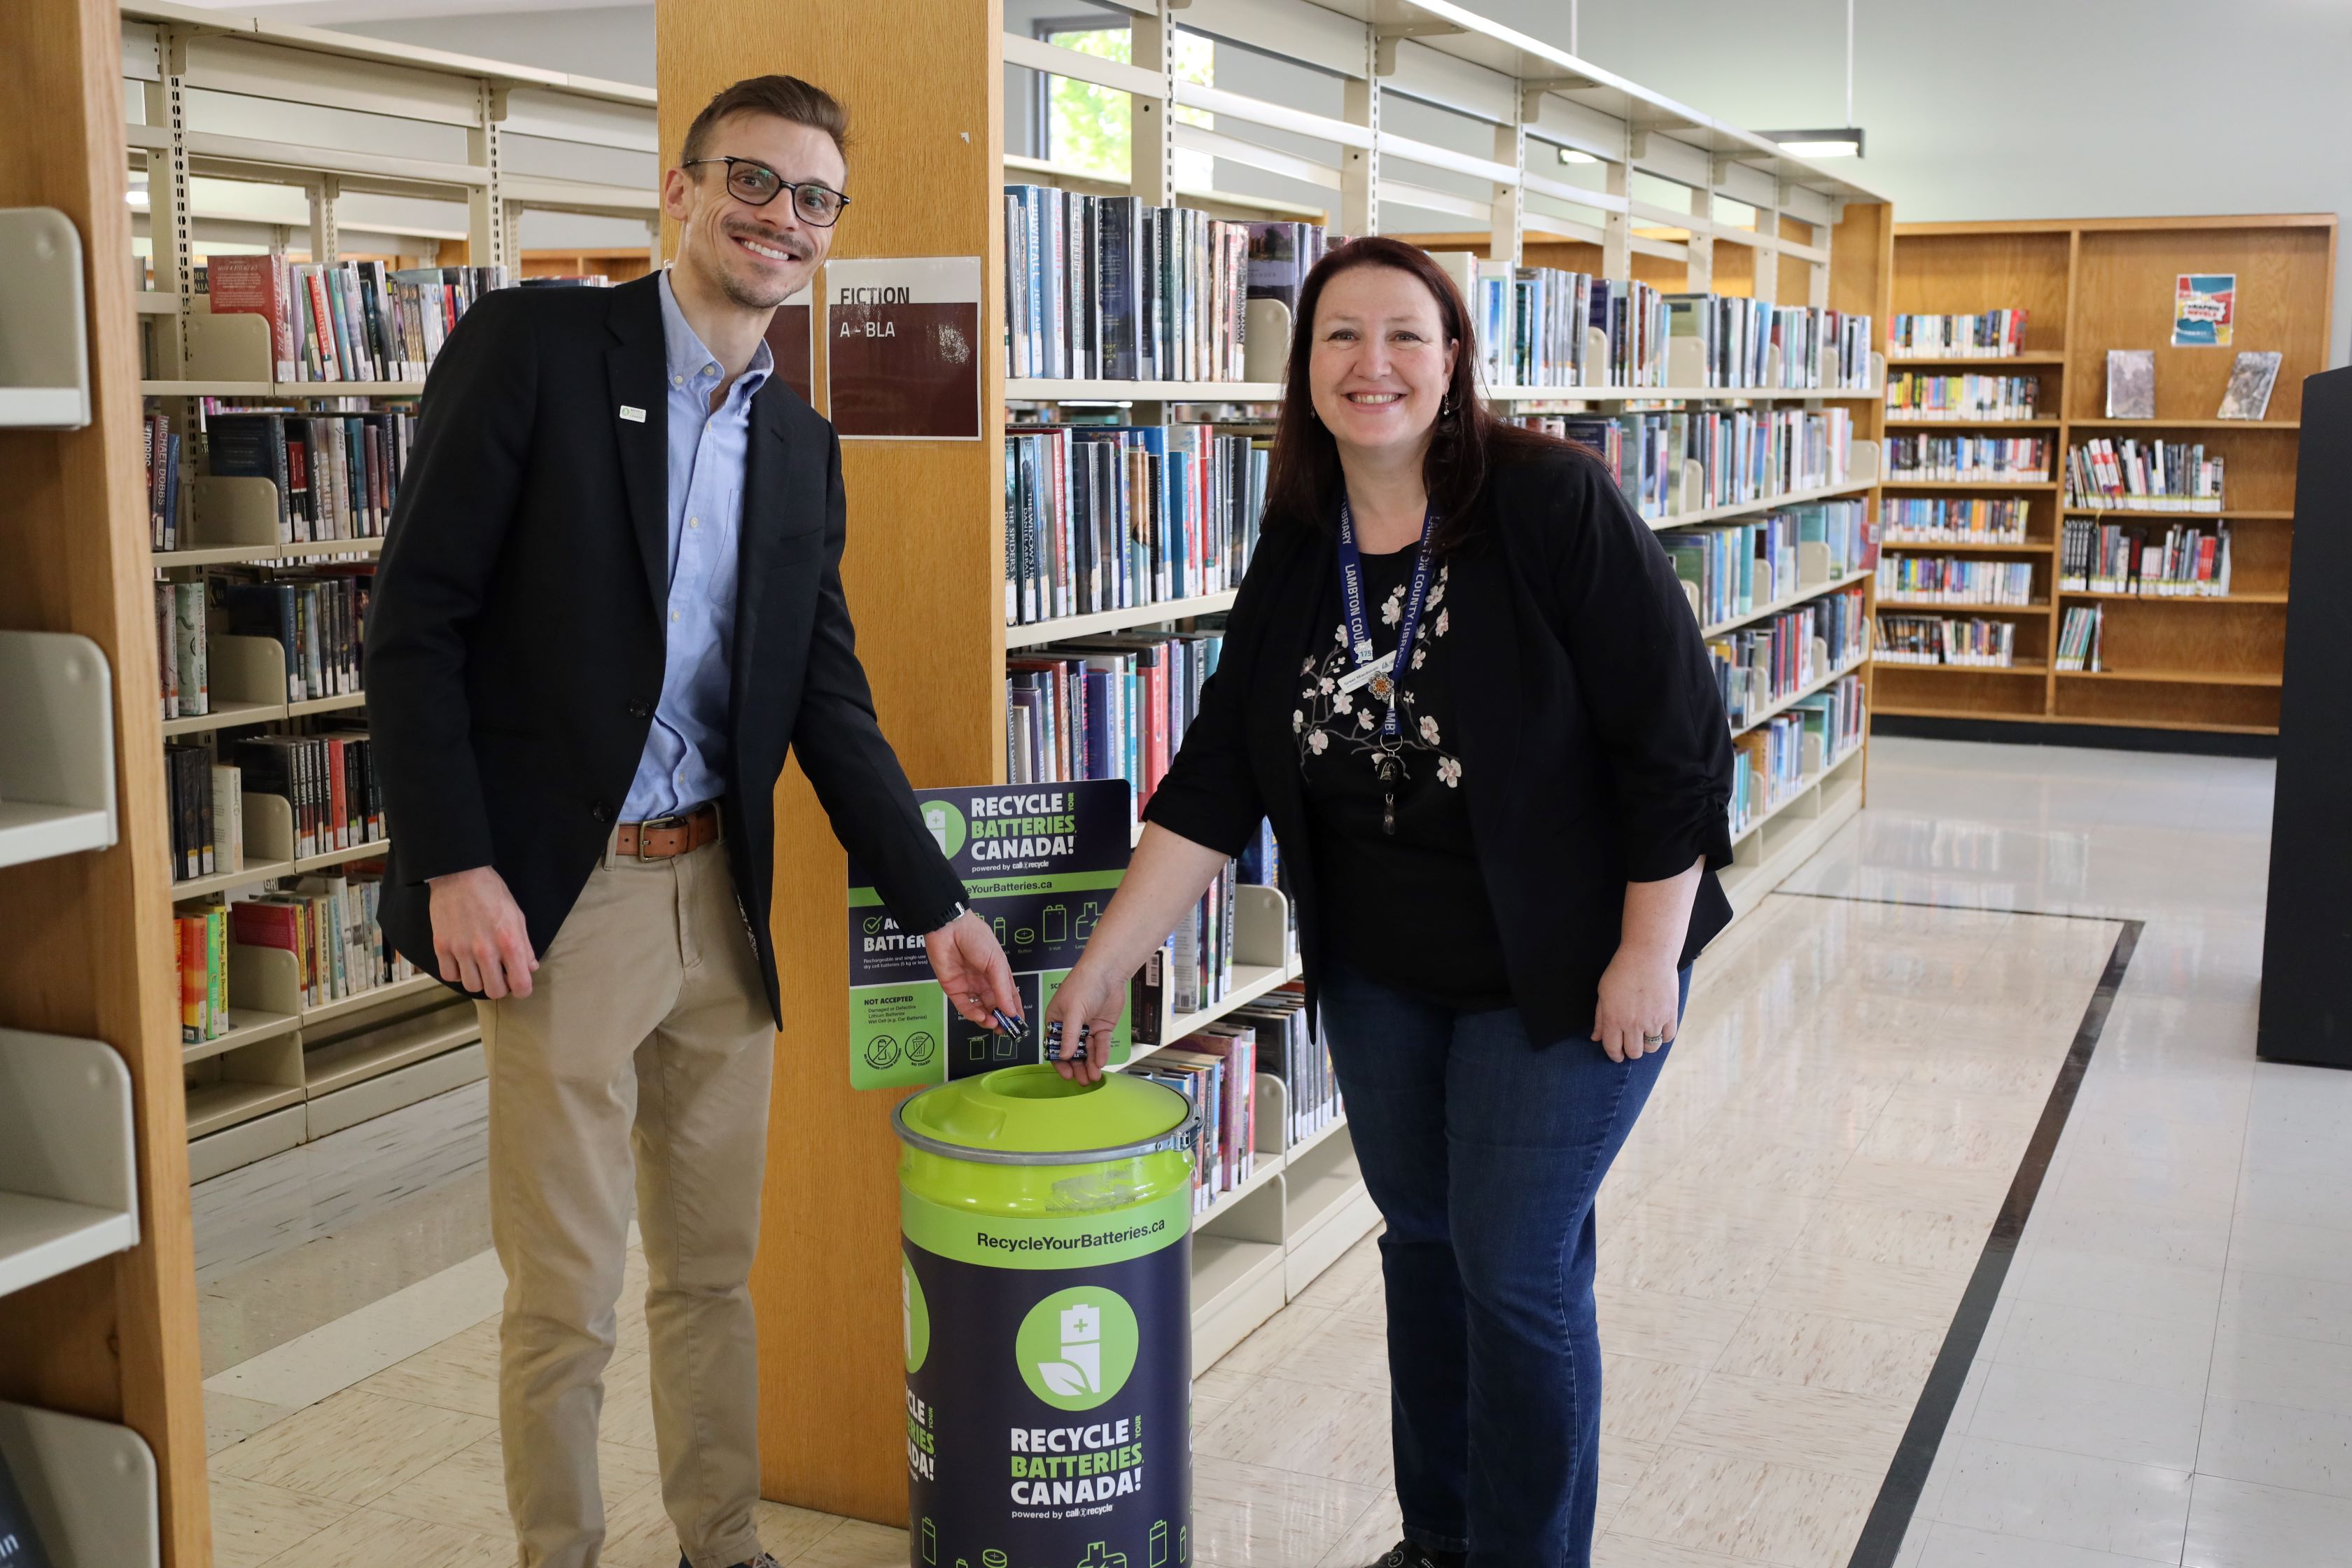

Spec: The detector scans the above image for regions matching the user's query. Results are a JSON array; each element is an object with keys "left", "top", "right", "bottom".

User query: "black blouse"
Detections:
[
  {"left": 1143, "top": 444, "right": 1737, "bottom": 1048},
  {"left": 1296, "top": 545, "right": 1513, "bottom": 1007}
]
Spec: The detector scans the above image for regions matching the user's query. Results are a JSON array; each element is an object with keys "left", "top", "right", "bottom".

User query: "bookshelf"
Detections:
[
  {"left": 659, "top": 0, "right": 1890, "bottom": 1523},
  {"left": 1, "top": 1, "right": 211, "bottom": 1562},
  {"left": 115, "top": 1, "right": 664, "bottom": 1180},
  {"left": 1875, "top": 215, "right": 2335, "bottom": 738}
]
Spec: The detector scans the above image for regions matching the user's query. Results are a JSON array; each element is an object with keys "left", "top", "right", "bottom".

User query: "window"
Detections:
[{"left": 1034, "top": 21, "right": 1214, "bottom": 188}]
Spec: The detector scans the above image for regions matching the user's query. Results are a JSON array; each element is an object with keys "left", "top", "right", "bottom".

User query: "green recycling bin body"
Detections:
[{"left": 895, "top": 1064, "right": 1196, "bottom": 1568}]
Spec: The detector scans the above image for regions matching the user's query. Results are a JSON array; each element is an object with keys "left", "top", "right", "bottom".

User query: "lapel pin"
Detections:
[{"left": 619, "top": 405, "right": 646, "bottom": 423}]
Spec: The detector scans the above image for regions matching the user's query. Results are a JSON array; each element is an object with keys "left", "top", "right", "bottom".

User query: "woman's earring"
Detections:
[{"left": 1439, "top": 393, "right": 1455, "bottom": 418}]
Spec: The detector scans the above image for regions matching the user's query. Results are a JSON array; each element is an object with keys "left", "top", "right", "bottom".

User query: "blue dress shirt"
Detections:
[{"left": 621, "top": 270, "right": 775, "bottom": 820}]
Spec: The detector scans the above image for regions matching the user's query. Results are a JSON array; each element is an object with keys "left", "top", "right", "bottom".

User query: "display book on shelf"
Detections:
[
  {"left": 1870, "top": 216, "right": 2330, "bottom": 735},
  {"left": 123, "top": 2, "right": 659, "bottom": 1180}
]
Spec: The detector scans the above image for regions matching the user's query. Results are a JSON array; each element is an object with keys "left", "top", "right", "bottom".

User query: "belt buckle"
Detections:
[{"left": 634, "top": 812, "right": 687, "bottom": 860}]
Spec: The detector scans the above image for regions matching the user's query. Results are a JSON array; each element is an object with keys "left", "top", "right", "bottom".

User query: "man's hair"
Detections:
[{"left": 679, "top": 74, "right": 850, "bottom": 167}]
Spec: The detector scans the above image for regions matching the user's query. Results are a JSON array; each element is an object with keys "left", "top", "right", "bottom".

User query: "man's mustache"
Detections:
[{"left": 724, "top": 223, "right": 810, "bottom": 261}]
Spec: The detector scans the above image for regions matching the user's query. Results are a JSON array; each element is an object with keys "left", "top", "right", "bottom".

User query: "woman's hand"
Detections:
[
  {"left": 1042, "top": 962, "right": 1128, "bottom": 1084},
  {"left": 1592, "top": 942, "right": 1679, "bottom": 1063}
]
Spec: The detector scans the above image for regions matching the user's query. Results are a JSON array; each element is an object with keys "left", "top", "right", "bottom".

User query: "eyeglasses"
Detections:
[{"left": 682, "top": 158, "right": 850, "bottom": 227}]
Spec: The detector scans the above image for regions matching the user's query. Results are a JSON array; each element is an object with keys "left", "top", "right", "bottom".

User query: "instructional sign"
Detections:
[
  {"left": 848, "top": 779, "right": 1133, "bottom": 1089},
  {"left": 825, "top": 255, "right": 983, "bottom": 440}
]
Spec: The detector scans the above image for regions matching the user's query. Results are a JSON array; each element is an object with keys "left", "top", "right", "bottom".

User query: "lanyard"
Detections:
[{"left": 1335, "top": 494, "right": 1438, "bottom": 741}]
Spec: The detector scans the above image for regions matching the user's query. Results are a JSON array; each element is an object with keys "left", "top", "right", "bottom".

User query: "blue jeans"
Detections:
[{"left": 1318, "top": 962, "right": 1690, "bottom": 1567}]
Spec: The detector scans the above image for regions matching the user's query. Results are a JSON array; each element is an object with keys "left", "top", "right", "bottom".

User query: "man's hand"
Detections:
[
  {"left": 925, "top": 911, "right": 1022, "bottom": 1032},
  {"left": 1040, "top": 961, "right": 1124, "bottom": 1085},
  {"left": 428, "top": 865, "right": 538, "bottom": 1000}
]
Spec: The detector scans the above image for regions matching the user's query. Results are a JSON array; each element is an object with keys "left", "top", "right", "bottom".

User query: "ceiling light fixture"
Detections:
[{"left": 1758, "top": 0, "right": 1865, "bottom": 158}]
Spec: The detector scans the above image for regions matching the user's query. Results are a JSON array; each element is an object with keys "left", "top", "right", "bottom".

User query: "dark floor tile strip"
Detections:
[
  {"left": 1773, "top": 887, "right": 2131, "bottom": 924},
  {"left": 1843, "top": 914, "right": 2143, "bottom": 1568}
]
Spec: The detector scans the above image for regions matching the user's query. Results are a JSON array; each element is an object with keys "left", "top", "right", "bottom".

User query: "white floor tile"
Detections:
[
  {"left": 1967, "top": 1362, "right": 2204, "bottom": 1472},
  {"left": 2206, "top": 1329, "right": 2352, "bottom": 1417},
  {"left": 2182, "top": 1473, "right": 2352, "bottom": 1568},
  {"left": 2197, "top": 1395, "right": 2352, "bottom": 1499},
  {"left": 1993, "top": 1297, "right": 2216, "bottom": 1396},
  {"left": 1927, "top": 1434, "right": 2192, "bottom": 1561},
  {"left": 1913, "top": 1520, "right": 2176, "bottom": 1567}
]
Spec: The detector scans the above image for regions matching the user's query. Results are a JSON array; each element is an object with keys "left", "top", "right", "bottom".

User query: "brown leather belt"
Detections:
[{"left": 615, "top": 802, "right": 720, "bottom": 860}]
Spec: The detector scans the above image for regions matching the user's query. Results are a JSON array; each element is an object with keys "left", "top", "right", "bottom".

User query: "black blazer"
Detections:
[
  {"left": 1143, "top": 444, "right": 1737, "bottom": 1047},
  {"left": 365, "top": 274, "right": 966, "bottom": 1024}
]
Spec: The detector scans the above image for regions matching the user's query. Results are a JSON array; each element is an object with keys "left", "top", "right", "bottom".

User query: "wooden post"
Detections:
[
  {"left": 657, "top": 0, "right": 1006, "bottom": 1524},
  {"left": 0, "top": 1, "right": 214, "bottom": 1564}
]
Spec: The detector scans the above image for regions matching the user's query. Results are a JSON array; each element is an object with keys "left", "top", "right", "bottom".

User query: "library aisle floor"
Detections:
[{"left": 188, "top": 737, "right": 2352, "bottom": 1568}]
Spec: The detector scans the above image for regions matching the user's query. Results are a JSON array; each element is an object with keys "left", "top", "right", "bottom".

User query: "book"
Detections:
[
  {"left": 2105, "top": 350, "right": 2156, "bottom": 419},
  {"left": 1875, "top": 556, "right": 2035, "bottom": 608},
  {"left": 1703, "top": 587, "right": 1866, "bottom": 727},
  {"left": 2216, "top": 351, "right": 2282, "bottom": 420}
]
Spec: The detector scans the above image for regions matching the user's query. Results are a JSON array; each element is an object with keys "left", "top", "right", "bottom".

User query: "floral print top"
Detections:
[{"left": 1296, "top": 542, "right": 1511, "bottom": 1006}]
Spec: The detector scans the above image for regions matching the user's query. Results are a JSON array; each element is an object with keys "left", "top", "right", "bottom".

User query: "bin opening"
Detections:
[{"left": 984, "top": 1065, "right": 1100, "bottom": 1100}]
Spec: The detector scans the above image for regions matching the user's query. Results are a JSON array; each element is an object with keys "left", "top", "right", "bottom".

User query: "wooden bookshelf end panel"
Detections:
[{"left": 2066, "top": 225, "right": 2334, "bottom": 424}]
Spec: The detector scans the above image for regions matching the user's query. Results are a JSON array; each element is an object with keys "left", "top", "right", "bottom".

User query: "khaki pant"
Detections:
[{"left": 477, "top": 833, "right": 774, "bottom": 1568}]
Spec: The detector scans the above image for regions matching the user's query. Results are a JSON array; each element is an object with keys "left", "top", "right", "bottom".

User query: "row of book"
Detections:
[
  {"left": 155, "top": 570, "right": 371, "bottom": 716},
  {"left": 174, "top": 901, "right": 233, "bottom": 1044},
  {"left": 1002, "top": 188, "right": 1321, "bottom": 383},
  {"left": 2055, "top": 605, "right": 2104, "bottom": 671},
  {"left": 1134, "top": 860, "right": 1240, "bottom": 1033},
  {"left": 164, "top": 744, "right": 243, "bottom": 883},
  {"left": 1709, "top": 585, "right": 1866, "bottom": 729},
  {"left": 2059, "top": 518, "right": 2233, "bottom": 596},
  {"left": 1132, "top": 1026, "right": 1256, "bottom": 1213},
  {"left": 1004, "top": 425, "right": 1266, "bottom": 625},
  {"left": 1562, "top": 406, "right": 1854, "bottom": 521},
  {"left": 1888, "top": 310, "right": 2029, "bottom": 359},
  {"left": 1664, "top": 500, "right": 1870, "bottom": 631},
  {"left": 1660, "top": 293, "right": 1873, "bottom": 391},
  {"left": 204, "top": 255, "right": 518, "bottom": 384},
  {"left": 237, "top": 732, "right": 387, "bottom": 859},
  {"left": 1727, "top": 674, "right": 1865, "bottom": 836},
  {"left": 1881, "top": 496, "right": 2031, "bottom": 546},
  {"left": 1884, "top": 372, "right": 2040, "bottom": 421},
  {"left": 1885, "top": 435, "right": 2050, "bottom": 484},
  {"left": 1876, "top": 556, "right": 2036, "bottom": 607},
  {"left": 230, "top": 868, "right": 414, "bottom": 1009},
  {"left": 1234, "top": 987, "right": 1338, "bottom": 1144},
  {"left": 2064, "top": 439, "right": 2227, "bottom": 512},
  {"left": 160, "top": 734, "right": 386, "bottom": 885},
  {"left": 1005, "top": 631, "right": 1223, "bottom": 817},
  {"left": 144, "top": 411, "right": 186, "bottom": 550},
  {"left": 205, "top": 409, "right": 414, "bottom": 545},
  {"left": 1875, "top": 615, "right": 2020, "bottom": 668}
]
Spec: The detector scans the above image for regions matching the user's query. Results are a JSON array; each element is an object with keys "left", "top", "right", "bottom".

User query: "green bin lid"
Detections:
[{"left": 893, "top": 1065, "right": 1196, "bottom": 1166}]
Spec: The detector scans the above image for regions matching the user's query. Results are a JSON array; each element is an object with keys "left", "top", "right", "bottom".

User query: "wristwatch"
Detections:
[{"left": 924, "top": 901, "right": 967, "bottom": 935}]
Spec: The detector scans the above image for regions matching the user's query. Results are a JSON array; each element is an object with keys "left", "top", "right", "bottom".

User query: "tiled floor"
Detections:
[{"left": 194, "top": 738, "right": 2352, "bottom": 1568}]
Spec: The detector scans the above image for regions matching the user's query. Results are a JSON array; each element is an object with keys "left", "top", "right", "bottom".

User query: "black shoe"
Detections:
[
  {"left": 1373, "top": 1544, "right": 1465, "bottom": 1568},
  {"left": 678, "top": 1555, "right": 783, "bottom": 1568}
]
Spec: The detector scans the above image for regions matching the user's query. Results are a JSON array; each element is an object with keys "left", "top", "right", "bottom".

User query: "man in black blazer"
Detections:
[{"left": 364, "top": 75, "right": 1018, "bottom": 1568}]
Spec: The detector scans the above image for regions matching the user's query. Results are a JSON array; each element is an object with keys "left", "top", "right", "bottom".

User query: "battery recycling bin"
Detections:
[{"left": 895, "top": 1063, "right": 1197, "bottom": 1568}]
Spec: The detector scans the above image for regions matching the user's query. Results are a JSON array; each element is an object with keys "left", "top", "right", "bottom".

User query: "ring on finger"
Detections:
[{"left": 1642, "top": 1031, "right": 1665, "bottom": 1047}]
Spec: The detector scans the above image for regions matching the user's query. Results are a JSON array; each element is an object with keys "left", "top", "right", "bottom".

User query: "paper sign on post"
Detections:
[
  {"left": 824, "top": 255, "right": 983, "bottom": 440},
  {"left": 847, "top": 779, "right": 1133, "bottom": 1089}
]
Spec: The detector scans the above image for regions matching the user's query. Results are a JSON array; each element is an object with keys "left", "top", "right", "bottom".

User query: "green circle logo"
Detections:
[
  {"left": 1015, "top": 1287, "right": 1138, "bottom": 1411},
  {"left": 920, "top": 800, "right": 967, "bottom": 860},
  {"left": 902, "top": 1254, "right": 930, "bottom": 1374}
]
